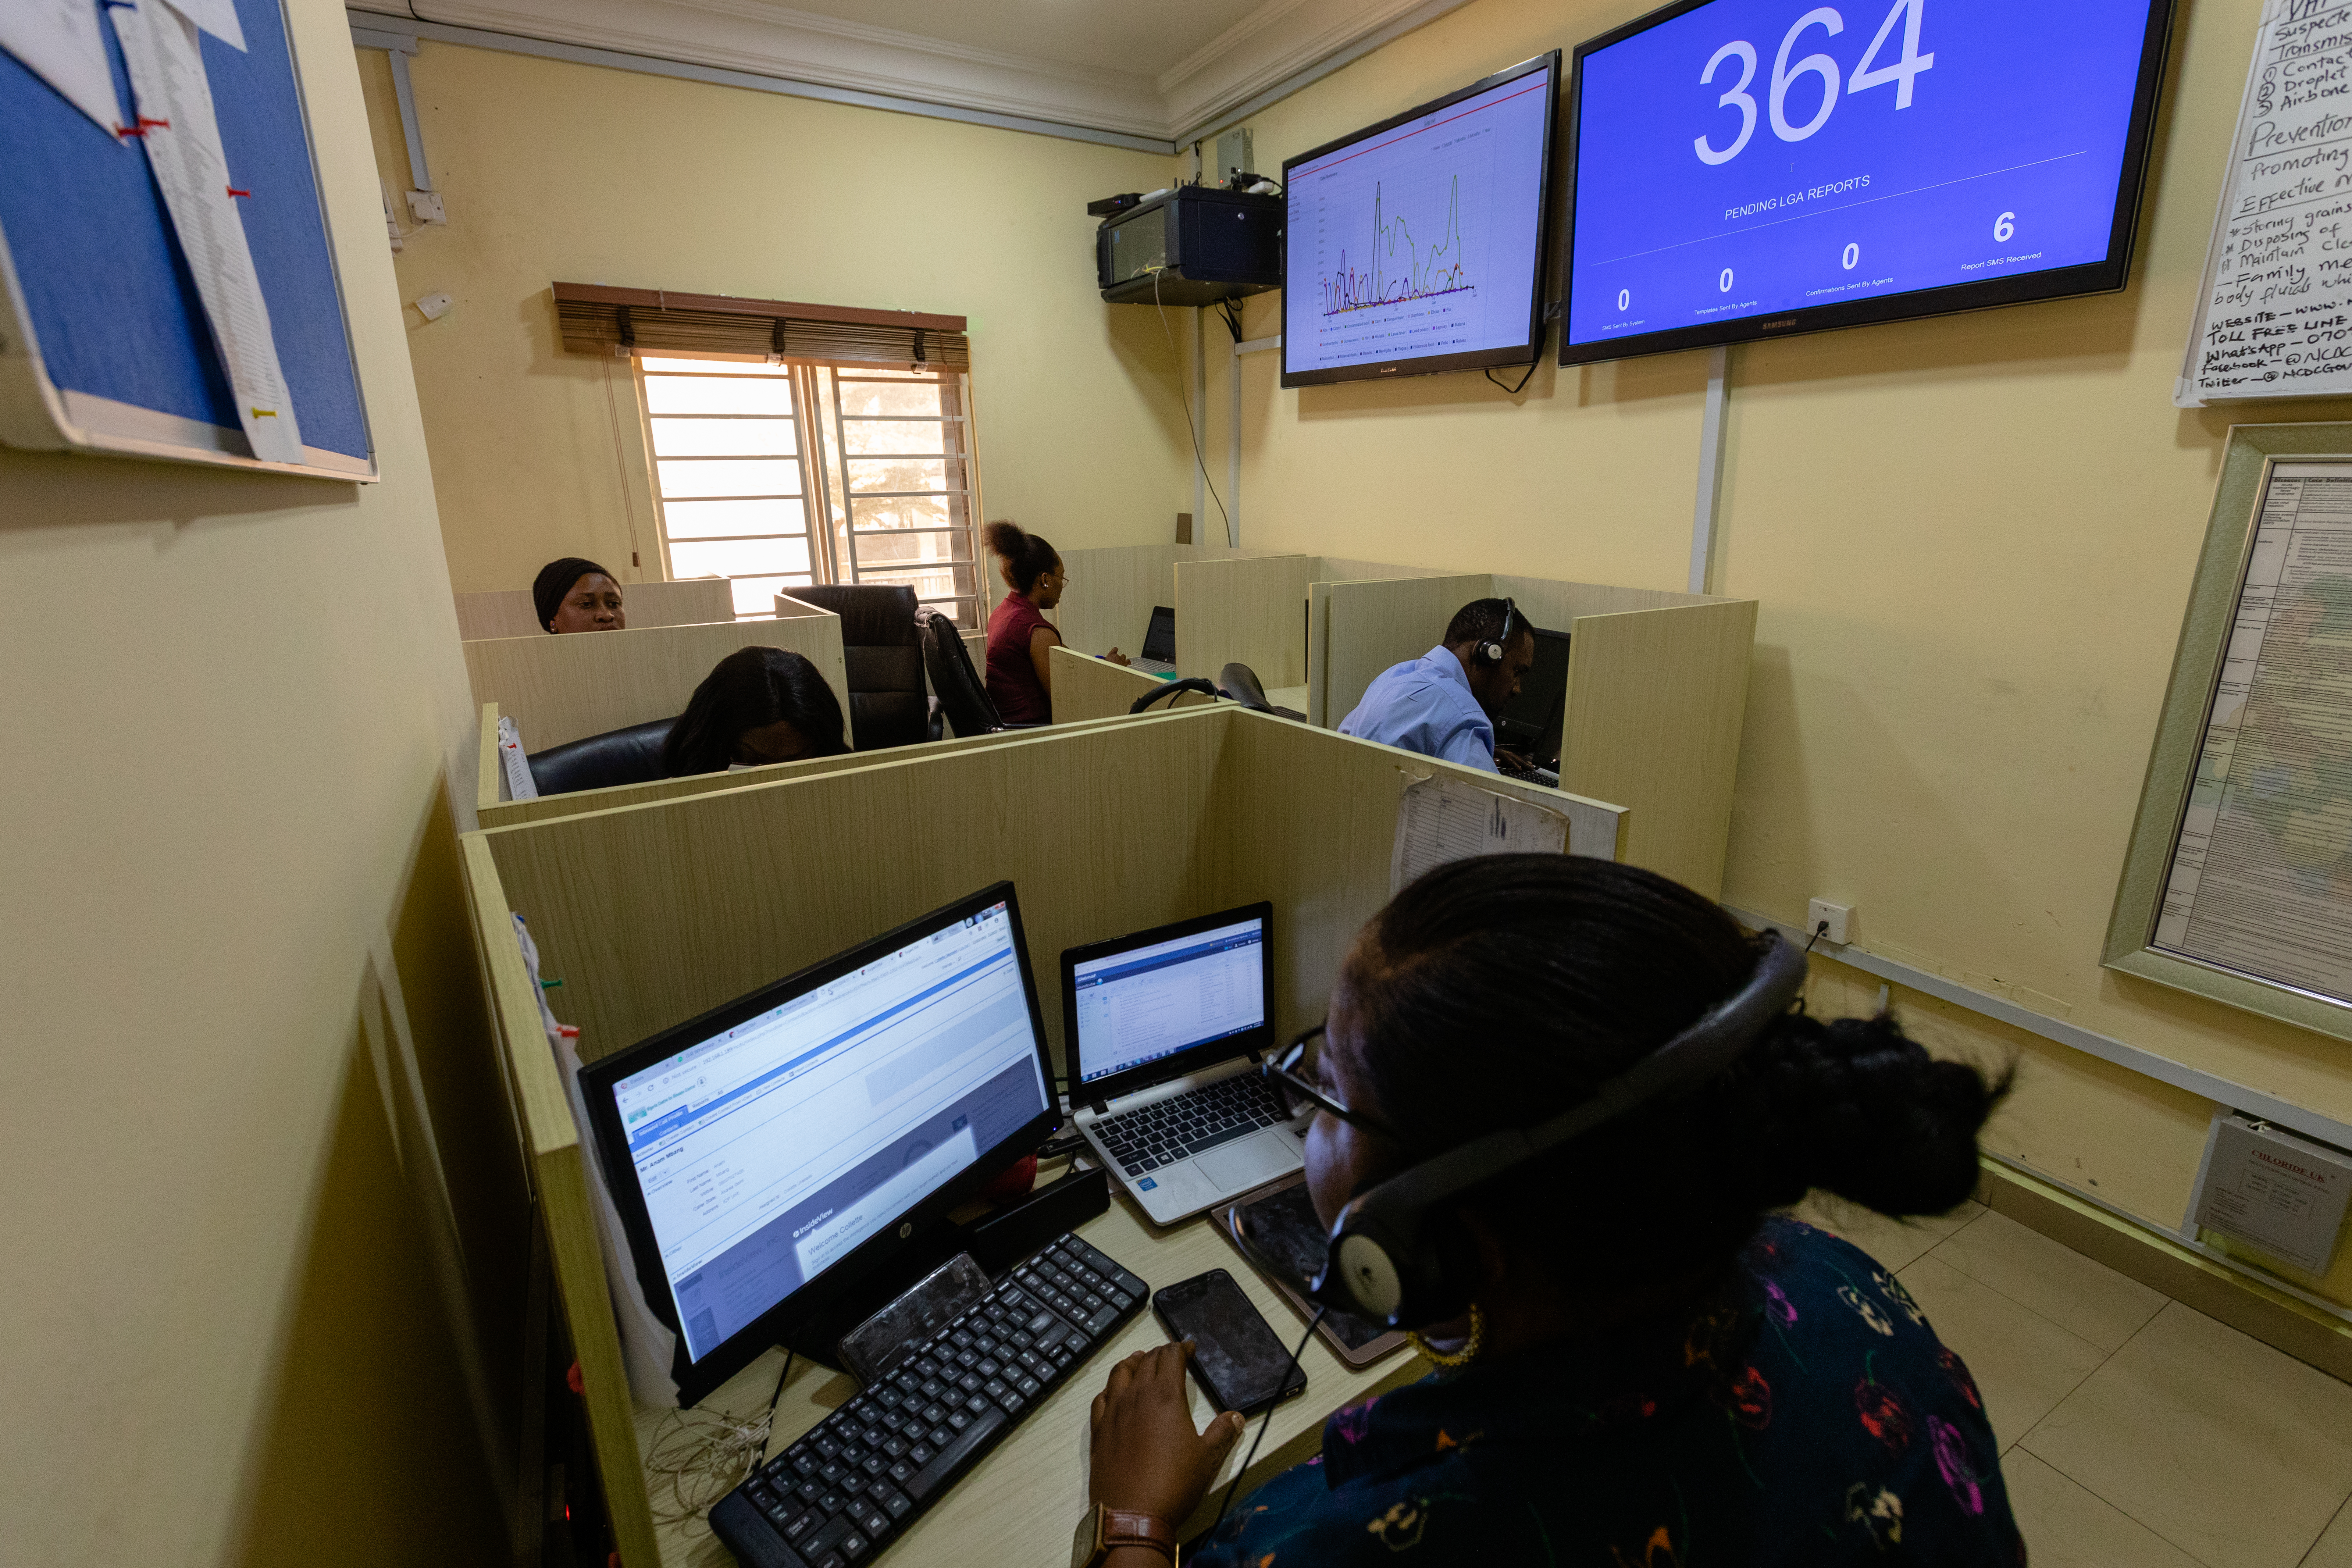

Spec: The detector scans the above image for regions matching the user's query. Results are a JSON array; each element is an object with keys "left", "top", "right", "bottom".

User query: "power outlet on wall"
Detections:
[{"left": 1806, "top": 899, "right": 1854, "bottom": 945}]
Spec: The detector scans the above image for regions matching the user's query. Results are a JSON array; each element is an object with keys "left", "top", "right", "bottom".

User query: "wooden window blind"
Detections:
[{"left": 553, "top": 283, "right": 970, "bottom": 368}]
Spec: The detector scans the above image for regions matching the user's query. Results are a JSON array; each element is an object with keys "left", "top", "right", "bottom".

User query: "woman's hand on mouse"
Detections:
[{"left": 1089, "top": 1339, "right": 1245, "bottom": 1524}]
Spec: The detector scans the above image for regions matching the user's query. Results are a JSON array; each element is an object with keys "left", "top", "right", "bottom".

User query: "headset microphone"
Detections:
[
  {"left": 1259, "top": 930, "right": 1810, "bottom": 1330},
  {"left": 1476, "top": 598, "right": 1520, "bottom": 664}
]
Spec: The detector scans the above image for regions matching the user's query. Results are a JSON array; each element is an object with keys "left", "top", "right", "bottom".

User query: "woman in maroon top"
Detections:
[{"left": 982, "top": 520, "right": 1068, "bottom": 724}]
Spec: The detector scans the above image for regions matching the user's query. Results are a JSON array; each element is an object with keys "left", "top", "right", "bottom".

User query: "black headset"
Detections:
[
  {"left": 1237, "top": 930, "right": 1811, "bottom": 1330},
  {"left": 1474, "top": 598, "right": 1521, "bottom": 664}
]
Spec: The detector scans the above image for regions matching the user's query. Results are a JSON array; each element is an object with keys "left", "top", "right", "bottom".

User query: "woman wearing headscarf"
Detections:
[{"left": 534, "top": 557, "right": 627, "bottom": 633}]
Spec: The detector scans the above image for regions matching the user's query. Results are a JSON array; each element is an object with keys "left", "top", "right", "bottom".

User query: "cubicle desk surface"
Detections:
[
  {"left": 459, "top": 708, "right": 1622, "bottom": 1565},
  {"left": 642, "top": 1181, "right": 1430, "bottom": 1568}
]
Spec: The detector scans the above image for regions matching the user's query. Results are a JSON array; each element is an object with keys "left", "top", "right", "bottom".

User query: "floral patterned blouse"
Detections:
[{"left": 1188, "top": 1217, "right": 2022, "bottom": 1567}]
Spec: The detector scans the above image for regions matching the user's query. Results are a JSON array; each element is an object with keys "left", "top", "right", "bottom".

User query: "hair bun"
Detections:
[{"left": 1742, "top": 1012, "right": 2008, "bottom": 1217}]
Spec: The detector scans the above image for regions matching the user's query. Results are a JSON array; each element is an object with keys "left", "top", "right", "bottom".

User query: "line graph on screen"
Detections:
[{"left": 1319, "top": 178, "right": 1475, "bottom": 318}]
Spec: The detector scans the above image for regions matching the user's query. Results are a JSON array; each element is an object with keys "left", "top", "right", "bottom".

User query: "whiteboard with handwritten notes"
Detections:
[{"left": 2180, "top": 0, "right": 2352, "bottom": 406}]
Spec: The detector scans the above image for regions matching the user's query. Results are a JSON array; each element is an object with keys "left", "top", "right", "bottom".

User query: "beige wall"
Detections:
[
  {"left": 1211, "top": 0, "right": 2352, "bottom": 1300},
  {"left": 0, "top": 1, "right": 513, "bottom": 1562},
  {"left": 356, "top": 43, "right": 1196, "bottom": 595}
]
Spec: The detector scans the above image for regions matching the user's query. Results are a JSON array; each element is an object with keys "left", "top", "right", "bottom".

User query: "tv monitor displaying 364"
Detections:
[
  {"left": 1561, "top": 0, "right": 2175, "bottom": 364},
  {"left": 1282, "top": 53, "right": 1560, "bottom": 388}
]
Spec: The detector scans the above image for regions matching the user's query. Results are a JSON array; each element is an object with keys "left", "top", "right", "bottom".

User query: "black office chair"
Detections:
[
  {"left": 526, "top": 716, "right": 675, "bottom": 796},
  {"left": 1218, "top": 662, "right": 1307, "bottom": 722},
  {"left": 916, "top": 606, "right": 1028, "bottom": 738},
  {"left": 792, "top": 584, "right": 941, "bottom": 750}
]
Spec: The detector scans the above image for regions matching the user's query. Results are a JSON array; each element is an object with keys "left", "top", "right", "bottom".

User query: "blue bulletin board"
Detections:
[{"left": 0, "top": 0, "right": 373, "bottom": 478}]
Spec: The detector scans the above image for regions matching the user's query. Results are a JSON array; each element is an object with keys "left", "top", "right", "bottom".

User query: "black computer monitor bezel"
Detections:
[
  {"left": 1060, "top": 901, "right": 1276, "bottom": 1109},
  {"left": 1280, "top": 51, "right": 1561, "bottom": 389},
  {"left": 577, "top": 880, "right": 1060, "bottom": 1406},
  {"left": 1495, "top": 625, "right": 1572, "bottom": 767},
  {"left": 1556, "top": 0, "right": 2177, "bottom": 367}
]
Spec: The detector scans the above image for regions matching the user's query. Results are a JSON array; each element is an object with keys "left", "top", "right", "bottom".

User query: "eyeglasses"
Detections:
[{"left": 1262, "top": 1024, "right": 1401, "bottom": 1141}]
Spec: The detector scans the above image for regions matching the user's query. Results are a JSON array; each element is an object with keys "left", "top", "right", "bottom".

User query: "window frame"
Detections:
[{"left": 631, "top": 352, "right": 986, "bottom": 625}]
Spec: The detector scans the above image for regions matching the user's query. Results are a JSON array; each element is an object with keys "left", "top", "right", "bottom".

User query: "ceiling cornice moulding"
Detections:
[
  {"left": 356, "top": 0, "right": 1473, "bottom": 148},
  {"left": 400, "top": 0, "right": 1169, "bottom": 138}
]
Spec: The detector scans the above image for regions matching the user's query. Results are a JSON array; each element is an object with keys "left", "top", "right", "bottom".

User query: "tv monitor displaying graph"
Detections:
[
  {"left": 1282, "top": 54, "right": 1560, "bottom": 388},
  {"left": 1560, "top": 0, "right": 2175, "bottom": 366}
]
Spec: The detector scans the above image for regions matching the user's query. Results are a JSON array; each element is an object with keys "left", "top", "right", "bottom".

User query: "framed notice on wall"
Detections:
[{"left": 2107, "top": 424, "right": 2352, "bottom": 1041}]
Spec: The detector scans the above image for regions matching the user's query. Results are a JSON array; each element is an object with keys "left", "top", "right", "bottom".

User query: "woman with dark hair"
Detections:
[
  {"left": 534, "top": 557, "right": 626, "bottom": 633},
  {"left": 659, "top": 647, "right": 850, "bottom": 776},
  {"left": 981, "top": 520, "right": 1069, "bottom": 723},
  {"left": 1082, "top": 855, "right": 2020, "bottom": 1567}
]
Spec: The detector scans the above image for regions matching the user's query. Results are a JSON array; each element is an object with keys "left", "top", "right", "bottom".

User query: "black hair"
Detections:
[
  {"left": 1340, "top": 854, "right": 2006, "bottom": 1287},
  {"left": 534, "top": 556, "right": 618, "bottom": 632},
  {"left": 1443, "top": 598, "right": 1524, "bottom": 649},
  {"left": 981, "top": 520, "right": 1060, "bottom": 595},
  {"left": 660, "top": 647, "right": 851, "bottom": 776}
]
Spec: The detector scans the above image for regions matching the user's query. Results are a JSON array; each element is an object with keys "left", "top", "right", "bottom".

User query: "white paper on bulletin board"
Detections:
[{"left": 2179, "top": 0, "right": 2352, "bottom": 406}]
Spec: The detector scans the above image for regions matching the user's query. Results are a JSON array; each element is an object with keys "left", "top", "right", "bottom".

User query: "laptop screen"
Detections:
[
  {"left": 1141, "top": 606, "right": 1176, "bottom": 664},
  {"left": 1069, "top": 911, "right": 1266, "bottom": 1087}
]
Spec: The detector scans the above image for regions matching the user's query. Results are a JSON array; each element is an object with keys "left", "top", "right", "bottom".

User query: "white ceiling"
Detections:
[
  {"left": 761, "top": 0, "right": 1271, "bottom": 80},
  {"left": 362, "top": 0, "right": 1473, "bottom": 146}
]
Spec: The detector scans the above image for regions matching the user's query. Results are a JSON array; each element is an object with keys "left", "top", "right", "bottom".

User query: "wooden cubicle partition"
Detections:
[
  {"left": 1047, "top": 645, "right": 1214, "bottom": 724},
  {"left": 453, "top": 577, "right": 734, "bottom": 640},
  {"left": 1310, "top": 570, "right": 1756, "bottom": 899},
  {"left": 457, "top": 707, "right": 1624, "bottom": 1566},
  {"left": 1173, "top": 554, "right": 1317, "bottom": 685},
  {"left": 1306, "top": 571, "right": 1495, "bottom": 728},
  {"left": 1176, "top": 553, "right": 1457, "bottom": 691},
  {"left": 1050, "top": 541, "right": 1260, "bottom": 663},
  {"left": 466, "top": 615, "right": 850, "bottom": 815},
  {"left": 1552, "top": 598, "right": 1757, "bottom": 901}
]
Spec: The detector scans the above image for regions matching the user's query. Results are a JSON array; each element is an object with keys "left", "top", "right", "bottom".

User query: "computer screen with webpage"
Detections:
[
  {"left": 607, "top": 898, "right": 1051, "bottom": 1363},
  {"left": 1071, "top": 914, "right": 1266, "bottom": 1086}
]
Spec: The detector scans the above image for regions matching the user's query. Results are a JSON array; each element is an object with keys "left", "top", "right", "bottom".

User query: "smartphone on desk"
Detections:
[{"left": 1154, "top": 1269, "right": 1308, "bottom": 1415}]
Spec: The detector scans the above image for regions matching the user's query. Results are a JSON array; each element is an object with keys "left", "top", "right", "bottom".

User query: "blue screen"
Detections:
[
  {"left": 1566, "top": 1, "right": 2152, "bottom": 350},
  {"left": 1284, "top": 62, "right": 1553, "bottom": 375}
]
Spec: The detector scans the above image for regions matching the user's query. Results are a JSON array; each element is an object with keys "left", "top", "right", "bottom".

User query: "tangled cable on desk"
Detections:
[{"left": 642, "top": 1350, "right": 798, "bottom": 1534}]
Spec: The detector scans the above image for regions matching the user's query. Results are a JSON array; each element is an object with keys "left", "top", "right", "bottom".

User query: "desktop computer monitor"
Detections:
[
  {"left": 1494, "top": 626, "right": 1571, "bottom": 769},
  {"left": 577, "top": 882, "right": 1059, "bottom": 1403}
]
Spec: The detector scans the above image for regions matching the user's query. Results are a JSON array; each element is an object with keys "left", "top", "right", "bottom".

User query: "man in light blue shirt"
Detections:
[{"left": 1337, "top": 597, "right": 1537, "bottom": 773}]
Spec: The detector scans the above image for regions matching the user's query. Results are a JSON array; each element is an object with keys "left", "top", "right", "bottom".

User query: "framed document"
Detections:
[{"left": 2106, "top": 423, "right": 2352, "bottom": 1040}]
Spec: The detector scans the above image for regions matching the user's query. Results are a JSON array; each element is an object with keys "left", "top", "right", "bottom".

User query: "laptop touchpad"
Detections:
[{"left": 1197, "top": 1131, "right": 1297, "bottom": 1193}]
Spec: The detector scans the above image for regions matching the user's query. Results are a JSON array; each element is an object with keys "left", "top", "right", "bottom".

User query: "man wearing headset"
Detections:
[
  {"left": 1334, "top": 598, "right": 1538, "bottom": 773},
  {"left": 1074, "top": 856, "right": 2019, "bottom": 1568}
]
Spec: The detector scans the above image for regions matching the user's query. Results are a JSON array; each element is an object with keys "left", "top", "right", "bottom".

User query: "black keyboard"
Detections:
[
  {"left": 711, "top": 1232, "right": 1149, "bottom": 1567},
  {"left": 1499, "top": 763, "right": 1560, "bottom": 788},
  {"left": 1094, "top": 1073, "right": 1290, "bottom": 1178}
]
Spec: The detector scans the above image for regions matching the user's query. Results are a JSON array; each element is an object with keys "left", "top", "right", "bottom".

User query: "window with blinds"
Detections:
[{"left": 634, "top": 355, "right": 983, "bottom": 625}]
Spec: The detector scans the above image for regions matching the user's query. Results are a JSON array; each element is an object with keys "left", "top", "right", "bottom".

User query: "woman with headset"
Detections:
[{"left": 1079, "top": 855, "right": 2020, "bottom": 1567}]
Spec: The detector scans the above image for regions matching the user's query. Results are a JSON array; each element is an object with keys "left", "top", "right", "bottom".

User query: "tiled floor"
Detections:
[{"left": 1792, "top": 1197, "right": 2352, "bottom": 1568}]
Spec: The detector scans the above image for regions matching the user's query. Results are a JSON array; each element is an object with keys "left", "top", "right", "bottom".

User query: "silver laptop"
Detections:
[{"left": 1060, "top": 903, "right": 1307, "bottom": 1225}]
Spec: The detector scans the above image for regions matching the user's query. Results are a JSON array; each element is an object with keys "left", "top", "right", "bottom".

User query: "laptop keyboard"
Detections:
[
  {"left": 1095, "top": 1074, "right": 1291, "bottom": 1177},
  {"left": 1499, "top": 762, "right": 1560, "bottom": 788}
]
